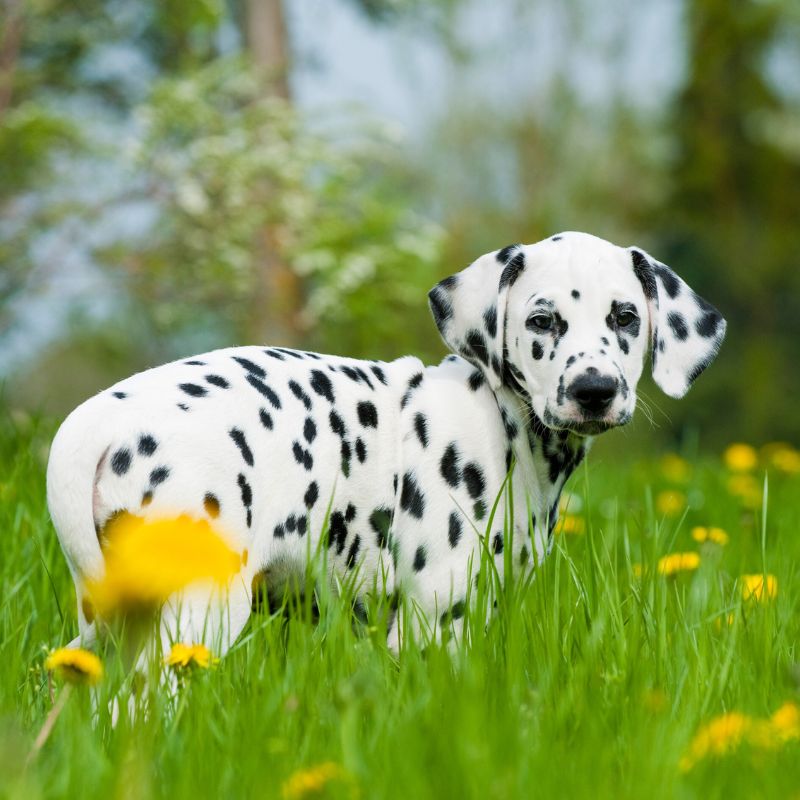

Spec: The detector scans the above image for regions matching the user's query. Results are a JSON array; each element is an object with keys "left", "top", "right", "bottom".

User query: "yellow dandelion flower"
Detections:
[
  {"left": 681, "top": 702, "right": 800, "bottom": 771},
  {"left": 164, "top": 642, "right": 219, "bottom": 669},
  {"left": 769, "top": 447, "right": 800, "bottom": 474},
  {"left": 165, "top": 643, "right": 217, "bottom": 670},
  {"left": 679, "top": 712, "right": 755, "bottom": 771},
  {"left": 770, "top": 702, "right": 800, "bottom": 742},
  {"left": 281, "top": 762, "right": 352, "bottom": 800},
  {"left": 691, "top": 526, "right": 729, "bottom": 546},
  {"left": 656, "top": 490, "right": 686, "bottom": 517},
  {"left": 723, "top": 443, "right": 758, "bottom": 472},
  {"left": 554, "top": 514, "right": 585, "bottom": 535},
  {"left": 44, "top": 647, "right": 103, "bottom": 685},
  {"left": 657, "top": 552, "right": 700, "bottom": 577},
  {"left": 740, "top": 574, "right": 778, "bottom": 602},
  {"left": 660, "top": 453, "right": 691, "bottom": 483},
  {"left": 86, "top": 514, "right": 242, "bottom": 614},
  {"left": 726, "top": 474, "right": 762, "bottom": 508}
]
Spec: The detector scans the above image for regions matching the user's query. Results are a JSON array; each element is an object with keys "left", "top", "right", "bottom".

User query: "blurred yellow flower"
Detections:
[
  {"left": 165, "top": 643, "right": 217, "bottom": 670},
  {"left": 632, "top": 563, "right": 643, "bottom": 578},
  {"left": 45, "top": 647, "right": 103, "bottom": 685},
  {"left": 768, "top": 446, "right": 800, "bottom": 474},
  {"left": 680, "top": 703, "right": 800, "bottom": 771},
  {"left": 740, "top": 573, "right": 778, "bottom": 602},
  {"left": 554, "top": 514, "right": 585, "bottom": 535},
  {"left": 86, "top": 514, "right": 242, "bottom": 614},
  {"left": 770, "top": 702, "right": 800, "bottom": 742},
  {"left": 656, "top": 490, "right": 686, "bottom": 516},
  {"left": 282, "top": 762, "right": 353, "bottom": 799},
  {"left": 726, "top": 474, "right": 762, "bottom": 508},
  {"left": 660, "top": 453, "right": 691, "bottom": 483},
  {"left": 723, "top": 443, "right": 758, "bottom": 472},
  {"left": 657, "top": 552, "right": 700, "bottom": 576},
  {"left": 691, "top": 526, "right": 729, "bottom": 546}
]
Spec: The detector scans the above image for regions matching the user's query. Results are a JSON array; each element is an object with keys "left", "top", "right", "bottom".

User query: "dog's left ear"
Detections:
[
  {"left": 629, "top": 247, "right": 727, "bottom": 398},
  {"left": 428, "top": 245, "right": 526, "bottom": 390}
]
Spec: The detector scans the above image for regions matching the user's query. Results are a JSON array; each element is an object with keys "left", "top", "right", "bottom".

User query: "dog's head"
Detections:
[{"left": 429, "top": 231, "right": 726, "bottom": 436}]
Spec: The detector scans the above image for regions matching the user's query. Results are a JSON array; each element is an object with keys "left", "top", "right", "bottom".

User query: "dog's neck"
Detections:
[{"left": 493, "top": 379, "right": 589, "bottom": 540}]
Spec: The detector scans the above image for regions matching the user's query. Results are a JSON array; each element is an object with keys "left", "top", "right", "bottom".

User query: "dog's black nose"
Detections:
[{"left": 568, "top": 373, "right": 618, "bottom": 414}]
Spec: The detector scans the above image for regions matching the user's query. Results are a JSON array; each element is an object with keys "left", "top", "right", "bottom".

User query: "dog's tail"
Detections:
[{"left": 46, "top": 398, "right": 111, "bottom": 586}]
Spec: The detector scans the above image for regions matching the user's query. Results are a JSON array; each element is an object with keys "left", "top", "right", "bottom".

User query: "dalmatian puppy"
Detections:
[{"left": 47, "top": 231, "right": 726, "bottom": 657}]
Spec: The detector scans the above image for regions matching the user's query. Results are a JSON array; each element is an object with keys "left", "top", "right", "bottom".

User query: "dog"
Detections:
[{"left": 47, "top": 231, "right": 726, "bottom": 655}]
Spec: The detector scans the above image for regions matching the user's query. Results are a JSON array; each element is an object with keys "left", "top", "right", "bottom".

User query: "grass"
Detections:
[{"left": 1, "top": 410, "right": 799, "bottom": 799}]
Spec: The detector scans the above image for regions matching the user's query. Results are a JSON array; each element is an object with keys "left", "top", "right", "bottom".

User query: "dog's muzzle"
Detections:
[{"left": 567, "top": 372, "right": 618, "bottom": 416}]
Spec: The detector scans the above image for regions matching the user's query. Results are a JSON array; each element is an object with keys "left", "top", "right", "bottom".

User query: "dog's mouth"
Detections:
[{"left": 542, "top": 407, "right": 632, "bottom": 436}]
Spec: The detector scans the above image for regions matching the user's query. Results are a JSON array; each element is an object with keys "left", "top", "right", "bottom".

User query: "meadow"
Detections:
[{"left": 1, "top": 410, "right": 799, "bottom": 799}]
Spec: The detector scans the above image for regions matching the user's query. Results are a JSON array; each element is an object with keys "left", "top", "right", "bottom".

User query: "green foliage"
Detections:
[
  {"left": 3, "top": 419, "right": 800, "bottom": 797},
  {"left": 104, "top": 56, "right": 444, "bottom": 356}
]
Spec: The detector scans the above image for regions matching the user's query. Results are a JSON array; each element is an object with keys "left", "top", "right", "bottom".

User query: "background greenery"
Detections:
[{"left": 2, "top": 0, "right": 799, "bottom": 447}]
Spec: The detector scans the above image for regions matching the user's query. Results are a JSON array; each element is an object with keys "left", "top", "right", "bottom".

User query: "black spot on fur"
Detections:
[
  {"left": 654, "top": 263, "right": 681, "bottom": 298},
  {"left": 274, "top": 523, "right": 285, "bottom": 539},
  {"left": 468, "top": 370, "right": 485, "bottom": 392},
  {"left": 263, "top": 349, "right": 285, "bottom": 361},
  {"left": 400, "top": 472, "right": 425, "bottom": 519},
  {"left": 499, "top": 251, "right": 525, "bottom": 288},
  {"left": 531, "top": 341, "right": 544, "bottom": 360},
  {"left": 141, "top": 491, "right": 152, "bottom": 507},
  {"left": 259, "top": 408, "right": 273, "bottom": 430},
  {"left": 150, "top": 465, "right": 170, "bottom": 485},
  {"left": 414, "top": 413, "right": 429, "bottom": 447},
  {"left": 441, "top": 600, "right": 465, "bottom": 625},
  {"left": 413, "top": 545, "right": 427, "bottom": 572},
  {"left": 355, "top": 437, "right": 367, "bottom": 463},
  {"left": 237, "top": 473, "right": 253, "bottom": 519},
  {"left": 483, "top": 305, "right": 498, "bottom": 338},
  {"left": 696, "top": 309, "right": 722, "bottom": 338},
  {"left": 370, "top": 507, "right": 393, "bottom": 548},
  {"left": 667, "top": 311, "right": 689, "bottom": 341},
  {"left": 183, "top": 360, "right": 206, "bottom": 366},
  {"left": 232, "top": 356, "right": 266, "bottom": 378},
  {"left": 340, "top": 440, "right": 352, "bottom": 477},
  {"left": 246, "top": 374, "right": 281, "bottom": 409},
  {"left": 346, "top": 535, "right": 361, "bottom": 568},
  {"left": 177, "top": 403, "right": 190, "bottom": 411},
  {"left": 179, "top": 383, "right": 207, "bottom": 398},
  {"left": 493, "top": 533, "right": 504, "bottom": 554},
  {"left": 309, "top": 369, "right": 335, "bottom": 403},
  {"left": 138, "top": 435, "right": 157, "bottom": 456},
  {"left": 370, "top": 364, "right": 387, "bottom": 384},
  {"left": 400, "top": 372, "right": 424, "bottom": 409},
  {"left": 428, "top": 285, "right": 454, "bottom": 331},
  {"left": 463, "top": 462, "right": 486, "bottom": 499},
  {"left": 496, "top": 244, "right": 520, "bottom": 264},
  {"left": 448, "top": 512, "right": 462, "bottom": 548},
  {"left": 112, "top": 391, "right": 127, "bottom": 399},
  {"left": 357, "top": 401, "right": 378, "bottom": 428},
  {"left": 297, "top": 516, "right": 307, "bottom": 536},
  {"left": 571, "top": 290, "right": 580, "bottom": 300},
  {"left": 292, "top": 441, "right": 313, "bottom": 471},
  {"left": 440, "top": 443, "right": 461, "bottom": 488},
  {"left": 465, "top": 329, "right": 489, "bottom": 366},
  {"left": 205, "top": 374, "right": 230, "bottom": 389},
  {"left": 303, "top": 417, "right": 317, "bottom": 444},
  {"left": 473, "top": 500, "right": 487, "bottom": 520},
  {"left": 288, "top": 379, "right": 312, "bottom": 410},
  {"left": 229, "top": 428, "right": 254, "bottom": 467},
  {"left": 204, "top": 493, "right": 220, "bottom": 518},
  {"left": 304, "top": 481, "right": 319, "bottom": 509},
  {"left": 631, "top": 250, "right": 657, "bottom": 300},
  {"left": 111, "top": 448, "right": 132, "bottom": 476},
  {"left": 329, "top": 409, "right": 346, "bottom": 438},
  {"left": 329, "top": 512, "right": 348, "bottom": 553}
]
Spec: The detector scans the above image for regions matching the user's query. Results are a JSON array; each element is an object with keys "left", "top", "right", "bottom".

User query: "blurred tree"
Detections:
[{"left": 659, "top": 0, "right": 800, "bottom": 442}]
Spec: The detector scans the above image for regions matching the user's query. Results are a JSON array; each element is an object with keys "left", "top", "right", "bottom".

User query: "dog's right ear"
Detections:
[{"left": 428, "top": 245, "right": 526, "bottom": 390}]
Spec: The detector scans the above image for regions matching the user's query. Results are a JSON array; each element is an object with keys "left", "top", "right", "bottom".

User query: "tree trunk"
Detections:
[{"left": 243, "top": 0, "right": 301, "bottom": 345}]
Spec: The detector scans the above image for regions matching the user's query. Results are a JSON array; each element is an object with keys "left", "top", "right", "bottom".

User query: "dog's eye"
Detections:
[
  {"left": 616, "top": 311, "right": 638, "bottom": 328},
  {"left": 527, "top": 313, "right": 553, "bottom": 332}
]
